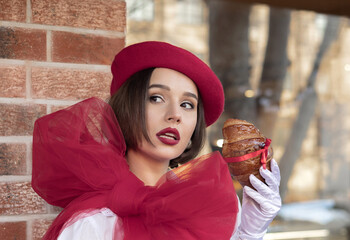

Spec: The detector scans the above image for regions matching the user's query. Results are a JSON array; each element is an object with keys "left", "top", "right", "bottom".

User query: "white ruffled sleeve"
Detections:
[
  {"left": 231, "top": 194, "right": 242, "bottom": 240},
  {"left": 57, "top": 208, "right": 121, "bottom": 240}
]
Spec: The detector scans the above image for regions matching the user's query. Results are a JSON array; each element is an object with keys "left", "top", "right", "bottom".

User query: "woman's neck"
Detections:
[{"left": 126, "top": 148, "right": 170, "bottom": 186}]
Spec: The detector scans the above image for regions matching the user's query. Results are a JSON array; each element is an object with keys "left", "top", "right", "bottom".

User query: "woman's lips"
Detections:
[{"left": 156, "top": 128, "right": 180, "bottom": 145}]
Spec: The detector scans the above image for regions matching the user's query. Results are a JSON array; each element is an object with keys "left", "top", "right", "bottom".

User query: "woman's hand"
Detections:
[{"left": 238, "top": 159, "right": 281, "bottom": 240}]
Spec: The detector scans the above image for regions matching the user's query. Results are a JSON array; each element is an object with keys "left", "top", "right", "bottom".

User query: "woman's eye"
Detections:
[
  {"left": 150, "top": 95, "right": 163, "bottom": 103},
  {"left": 181, "top": 102, "right": 194, "bottom": 109}
]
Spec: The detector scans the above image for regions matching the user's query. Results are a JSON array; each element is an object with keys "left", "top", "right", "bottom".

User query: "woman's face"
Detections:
[{"left": 138, "top": 68, "right": 198, "bottom": 162}]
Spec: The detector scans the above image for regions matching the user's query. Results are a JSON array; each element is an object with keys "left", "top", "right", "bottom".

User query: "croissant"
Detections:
[{"left": 222, "top": 119, "right": 273, "bottom": 189}]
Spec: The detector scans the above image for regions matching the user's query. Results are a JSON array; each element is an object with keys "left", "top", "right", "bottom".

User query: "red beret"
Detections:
[{"left": 110, "top": 41, "right": 224, "bottom": 127}]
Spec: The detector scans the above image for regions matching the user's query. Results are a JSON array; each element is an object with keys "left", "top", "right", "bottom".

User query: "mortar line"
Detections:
[
  {"left": 26, "top": 0, "right": 32, "bottom": 23},
  {"left": 47, "top": 30, "right": 52, "bottom": 62},
  {"left": 0, "top": 21, "right": 125, "bottom": 38}
]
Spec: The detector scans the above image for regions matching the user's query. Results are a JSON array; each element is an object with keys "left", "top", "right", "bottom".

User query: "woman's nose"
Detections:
[{"left": 166, "top": 105, "right": 181, "bottom": 123}]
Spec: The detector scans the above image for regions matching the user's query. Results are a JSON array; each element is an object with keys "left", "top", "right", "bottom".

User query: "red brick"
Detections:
[
  {"left": 31, "top": 0, "right": 126, "bottom": 31},
  {"left": 50, "top": 105, "right": 71, "bottom": 113},
  {"left": 0, "top": 27, "right": 46, "bottom": 61},
  {"left": 32, "top": 218, "right": 54, "bottom": 240},
  {"left": 0, "top": 222, "right": 26, "bottom": 240},
  {"left": 0, "top": 182, "right": 47, "bottom": 215},
  {"left": 52, "top": 31, "right": 124, "bottom": 64},
  {"left": 0, "top": 143, "right": 26, "bottom": 175},
  {"left": 32, "top": 67, "right": 111, "bottom": 100},
  {"left": 0, "top": 0, "right": 26, "bottom": 22},
  {"left": 0, "top": 65, "right": 26, "bottom": 98},
  {"left": 0, "top": 103, "right": 46, "bottom": 136}
]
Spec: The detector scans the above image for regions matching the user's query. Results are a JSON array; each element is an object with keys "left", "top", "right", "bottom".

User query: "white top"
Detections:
[{"left": 58, "top": 195, "right": 242, "bottom": 240}]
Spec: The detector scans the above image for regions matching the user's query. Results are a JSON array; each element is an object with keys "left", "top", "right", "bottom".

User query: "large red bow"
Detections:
[{"left": 32, "top": 97, "right": 239, "bottom": 240}]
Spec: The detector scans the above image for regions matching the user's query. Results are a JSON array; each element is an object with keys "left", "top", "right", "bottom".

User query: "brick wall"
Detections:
[{"left": 0, "top": 0, "right": 126, "bottom": 239}]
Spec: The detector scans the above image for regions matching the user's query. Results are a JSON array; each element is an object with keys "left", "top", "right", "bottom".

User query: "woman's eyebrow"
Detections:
[
  {"left": 149, "top": 84, "right": 198, "bottom": 101},
  {"left": 148, "top": 84, "right": 170, "bottom": 91},
  {"left": 184, "top": 92, "right": 198, "bottom": 101}
]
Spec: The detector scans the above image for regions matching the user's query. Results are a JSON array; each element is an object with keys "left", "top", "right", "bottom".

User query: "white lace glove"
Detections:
[{"left": 238, "top": 159, "right": 281, "bottom": 240}]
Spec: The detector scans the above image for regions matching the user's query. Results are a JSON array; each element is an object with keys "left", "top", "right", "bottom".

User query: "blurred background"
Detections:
[{"left": 126, "top": 0, "right": 350, "bottom": 239}]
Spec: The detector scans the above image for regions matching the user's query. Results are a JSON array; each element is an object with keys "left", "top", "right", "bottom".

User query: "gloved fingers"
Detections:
[
  {"left": 271, "top": 159, "right": 281, "bottom": 184},
  {"left": 259, "top": 165, "right": 279, "bottom": 193},
  {"left": 243, "top": 185, "right": 264, "bottom": 206},
  {"left": 244, "top": 185, "right": 282, "bottom": 215},
  {"left": 250, "top": 174, "right": 276, "bottom": 200}
]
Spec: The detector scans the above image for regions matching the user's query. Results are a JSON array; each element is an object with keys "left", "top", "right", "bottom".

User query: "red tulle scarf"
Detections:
[{"left": 32, "top": 97, "right": 238, "bottom": 240}]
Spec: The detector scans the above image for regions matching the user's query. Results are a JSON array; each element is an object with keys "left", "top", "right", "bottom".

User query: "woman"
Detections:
[{"left": 32, "top": 41, "right": 281, "bottom": 240}]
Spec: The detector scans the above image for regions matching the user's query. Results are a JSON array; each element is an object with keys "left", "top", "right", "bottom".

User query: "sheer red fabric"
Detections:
[{"left": 32, "top": 97, "right": 238, "bottom": 240}]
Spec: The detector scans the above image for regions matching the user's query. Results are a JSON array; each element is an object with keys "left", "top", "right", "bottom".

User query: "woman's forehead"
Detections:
[{"left": 149, "top": 68, "right": 198, "bottom": 95}]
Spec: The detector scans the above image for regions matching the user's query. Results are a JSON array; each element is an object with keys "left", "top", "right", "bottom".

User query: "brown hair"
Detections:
[{"left": 108, "top": 68, "right": 206, "bottom": 168}]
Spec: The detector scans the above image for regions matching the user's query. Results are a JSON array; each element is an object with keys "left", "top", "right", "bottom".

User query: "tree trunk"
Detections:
[
  {"left": 279, "top": 16, "right": 340, "bottom": 200},
  {"left": 208, "top": 0, "right": 254, "bottom": 121},
  {"left": 208, "top": 0, "right": 254, "bottom": 147},
  {"left": 257, "top": 8, "right": 291, "bottom": 138}
]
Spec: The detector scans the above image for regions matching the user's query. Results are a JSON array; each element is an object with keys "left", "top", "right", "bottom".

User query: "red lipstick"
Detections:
[{"left": 156, "top": 128, "right": 180, "bottom": 145}]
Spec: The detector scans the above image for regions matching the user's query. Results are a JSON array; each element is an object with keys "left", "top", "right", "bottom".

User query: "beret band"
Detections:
[{"left": 110, "top": 41, "right": 224, "bottom": 127}]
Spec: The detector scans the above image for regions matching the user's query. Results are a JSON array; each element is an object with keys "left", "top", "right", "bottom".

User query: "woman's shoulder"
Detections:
[{"left": 57, "top": 208, "right": 121, "bottom": 240}]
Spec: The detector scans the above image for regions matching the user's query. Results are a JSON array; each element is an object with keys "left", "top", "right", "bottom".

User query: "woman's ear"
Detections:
[{"left": 186, "top": 139, "right": 192, "bottom": 150}]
